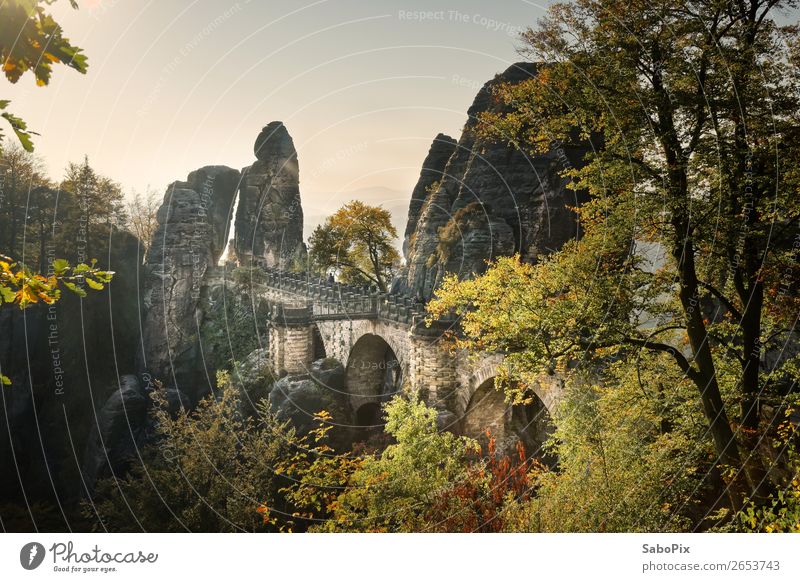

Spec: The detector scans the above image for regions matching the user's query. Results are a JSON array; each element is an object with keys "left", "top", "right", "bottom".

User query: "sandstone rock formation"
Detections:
[
  {"left": 81, "top": 375, "right": 148, "bottom": 491},
  {"left": 268, "top": 357, "right": 352, "bottom": 450},
  {"left": 82, "top": 375, "right": 189, "bottom": 491},
  {"left": 402, "top": 133, "right": 457, "bottom": 258},
  {"left": 0, "top": 228, "right": 144, "bottom": 506},
  {"left": 396, "top": 63, "right": 593, "bottom": 299},
  {"left": 234, "top": 122, "right": 307, "bottom": 268},
  {"left": 139, "top": 165, "right": 240, "bottom": 400}
]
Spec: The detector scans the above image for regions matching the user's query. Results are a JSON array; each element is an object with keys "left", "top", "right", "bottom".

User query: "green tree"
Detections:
[
  {"left": 0, "top": 142, "right": 49, "bottom": 257},
  {"left": 28, "top": 184, "right": 60, "bottom": 272},
  {"left": 60, "top": 155, "right": 125, "bottom": 260},
  {"left": 430, "top": 0, "right": 800, "bottom": 512},
  {"left": 309, "top": 200, "right": 399, "bottom": 292},
  {"left": 0, "top": 0, "right": 88, "bottom": 150},
  {"left": 318, "top": 395, "right": 479, "bottom": 532},
  {"left": 88, "top": 373, "right": 296, "bottom": 532}
]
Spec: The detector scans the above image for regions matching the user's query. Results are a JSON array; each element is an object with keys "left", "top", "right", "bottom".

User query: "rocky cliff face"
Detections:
[
  {"left": 396, "top": 63, "right": 593, "bottom": 299},
  {"left": 402, "top": 133, "right": 457, "bottom": 258},
  {"left": 234, "top": 122, "right": 307, "bottom": 268},
  {"left": 139, "top": 165, "right": 240, "bottom": 400},
  {"left": 0, "top": 228, "right": 144, "bottom": 510}
]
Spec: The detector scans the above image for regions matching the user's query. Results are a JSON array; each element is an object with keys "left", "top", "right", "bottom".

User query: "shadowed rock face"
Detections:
[
  {"left": 139, "top": 165, "right": 240, "bottom": 399},
  {"left": 0, "top": 229, "right": 143, "bottom": 508},
  {"left": 268, "top": 358, "right": 353, "bottom": 451},
  {"left": 402, "top": 133, "right": 458, "bottom": 258},
  {"left": 234, "top": 122, "right": 307, "bottom": 268},
  {"left": 396, "top": 62, "right": 593, "bottom": 299}
]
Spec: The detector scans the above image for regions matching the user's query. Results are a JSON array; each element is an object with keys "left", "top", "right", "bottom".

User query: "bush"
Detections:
[
  {"left": 316, "top": 395, "right": 479, "bottom": 532},
  {"left": 230, "top": 266, "right": 267, "bottom": 287},
  {"left": 502, "top": 362, "right": 712, "bottom": 532},
  {"left": 738, "top": 404, "right": 800, "bottom": 533},
  {"left": 260, "top": 410, "right": 364, "bottom": 532},
  {"left": 86, "top": 373, "right": 297, "bottom": 532}
]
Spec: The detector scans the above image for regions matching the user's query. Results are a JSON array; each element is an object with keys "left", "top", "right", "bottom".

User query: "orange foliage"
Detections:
[{"left": 424, "top": 430, "right": 543, "bottom": 532}]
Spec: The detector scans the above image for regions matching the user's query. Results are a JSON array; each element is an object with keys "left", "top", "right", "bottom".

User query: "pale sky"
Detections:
[{"left": 5, "top": 0, "right": 552, "bottom": 229}]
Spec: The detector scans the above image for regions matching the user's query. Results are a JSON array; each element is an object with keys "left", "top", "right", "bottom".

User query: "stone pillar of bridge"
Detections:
[
  {"left": 408, "top": 317, "right": 460, "bottom": 427},
  {"left": 268, "top": 304, "right": 315, "bottom": 375}
]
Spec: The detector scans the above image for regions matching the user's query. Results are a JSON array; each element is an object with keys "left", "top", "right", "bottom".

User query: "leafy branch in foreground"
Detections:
[
  {"left": 0, "top": 255, "right": 113, "bottom": 309},
  {"left": 0, "top": 0, "right": 89, "bottom": 150},
  {"left": 0, "top": 254, "right": 113, "bottom": 385}
]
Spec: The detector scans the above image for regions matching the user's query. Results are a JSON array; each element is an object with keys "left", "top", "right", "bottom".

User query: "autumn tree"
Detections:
[
  {"left": 124, "top": 188, "right": 161, "bottom": 254},
  {"left": 0, "top": 0, "right": 88, "bottom": 150},
  {"left": 0, "top": 142, "right": 49, "bottom": 257},
  {"left": 429, "top": 0, "right": 800, "bottom": 513},
  {"left": 309, "top": 200, "right": 399, "bottom": 292}
]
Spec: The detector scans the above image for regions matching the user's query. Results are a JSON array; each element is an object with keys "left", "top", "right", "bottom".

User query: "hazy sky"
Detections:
[{"left": 6, "top": 0, "right": 551, "bottom": 224}]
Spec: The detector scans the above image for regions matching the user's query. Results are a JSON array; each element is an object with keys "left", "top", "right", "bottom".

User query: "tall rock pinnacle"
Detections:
[
  {"left": 234, "top": 122, "right": 307, "bottom": 268},
  {"left": 139, "top": 165, "right": 241, "bottom": 395}
]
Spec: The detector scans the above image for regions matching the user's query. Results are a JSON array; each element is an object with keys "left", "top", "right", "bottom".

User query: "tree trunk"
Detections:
[
  {"left": 673, "top": 230, "right": 745, "bottom": 511},
  {"left": 651, "top": 36, "right": 746, "bottom": 510}
]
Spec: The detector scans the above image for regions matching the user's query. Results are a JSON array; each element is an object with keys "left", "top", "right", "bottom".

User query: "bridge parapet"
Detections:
[
  {"left": 259, "top": 267, "right": 426, "bottom": 325},
  {"left": 255, "top": 268, "right": 563, "bottom": 450}
]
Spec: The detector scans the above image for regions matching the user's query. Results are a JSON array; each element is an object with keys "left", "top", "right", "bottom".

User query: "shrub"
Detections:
[
  {"left": 317, "top": 395, "right": 479, "bottom": 532},
  {"left": 738, "top": 404, "right": 800, "bottom": 533},
  {"left": 86, "top": 373, "right": 297, "bottom": 532},
  {"left": 502, "top": 362, "right": 711, "bottom": 533}
]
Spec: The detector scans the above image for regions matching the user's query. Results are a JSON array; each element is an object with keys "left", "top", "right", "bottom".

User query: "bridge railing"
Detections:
[{"left": 258, "top": 267, "right": 426, "bottom": 325}]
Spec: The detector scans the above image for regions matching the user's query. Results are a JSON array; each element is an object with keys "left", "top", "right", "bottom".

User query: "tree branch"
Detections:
[{"left": 697, "top": 280, "right": 743, "bottom": 320}]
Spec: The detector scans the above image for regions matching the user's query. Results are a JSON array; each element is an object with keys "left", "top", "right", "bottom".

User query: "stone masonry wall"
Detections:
[
  {"left": 408, "top": 331, "right": 460, "bottom": 427},
  {"left": 268, "top": 325, "right": 314, "bottom": 375}
]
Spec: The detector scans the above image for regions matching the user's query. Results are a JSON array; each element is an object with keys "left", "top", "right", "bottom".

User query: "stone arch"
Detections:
[
  {"left": 461, "top": 377, "right": 509, "bottom": 442},
  {"left": 345, "top": 333, "right": 403, "bottom": 425},
  {"left": 463, "top": 358, "right": 562, "bottom": 417},
  {"left": 461, "top": 365, "right": 558, "bottom": 465}
]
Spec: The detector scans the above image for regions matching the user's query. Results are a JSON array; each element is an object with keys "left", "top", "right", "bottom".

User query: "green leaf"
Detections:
[
  {"left": 1, "top": 109, "right": 36, "bottom": 152},
  {"left": 63, "top": 281, "right": 87, "bottom": 297},
  {"left": 85, "top": 278, "right": 104, "bottom": 291},
  {"left": 52, "top": 258, "right": 69, "bottom": 275},
  {"left": 0, "top": 285, "right": 16, "bottom": 303},
  {"left": 1, "top": 374, "right": 11, "bottom": 386},
  {"left": 93, "top": 271, "right": 114, "bottom": 283}
]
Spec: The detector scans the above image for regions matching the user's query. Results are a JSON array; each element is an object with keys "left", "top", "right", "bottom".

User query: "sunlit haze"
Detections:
[{"left": 6, "top": 0, "right": 553, "bottom": 236}]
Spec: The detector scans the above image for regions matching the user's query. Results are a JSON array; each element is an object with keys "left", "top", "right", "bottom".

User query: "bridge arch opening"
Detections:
[
  {"left": 462, "top": 377, "right": 556, "bottom": 466},
  {"left": 345, "top": 334, "right": 402, "bottom": 439},
  {"left": 355, "top": 402, "right": 382, "bottom": 427},
  {"left": 311, "top": 324, "right": 326, "bottom": 361}
]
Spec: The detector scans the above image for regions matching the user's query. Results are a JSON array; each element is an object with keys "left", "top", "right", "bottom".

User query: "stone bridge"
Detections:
[{"left": 257, "top": 268, "right": 563, "bottom": 451}]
